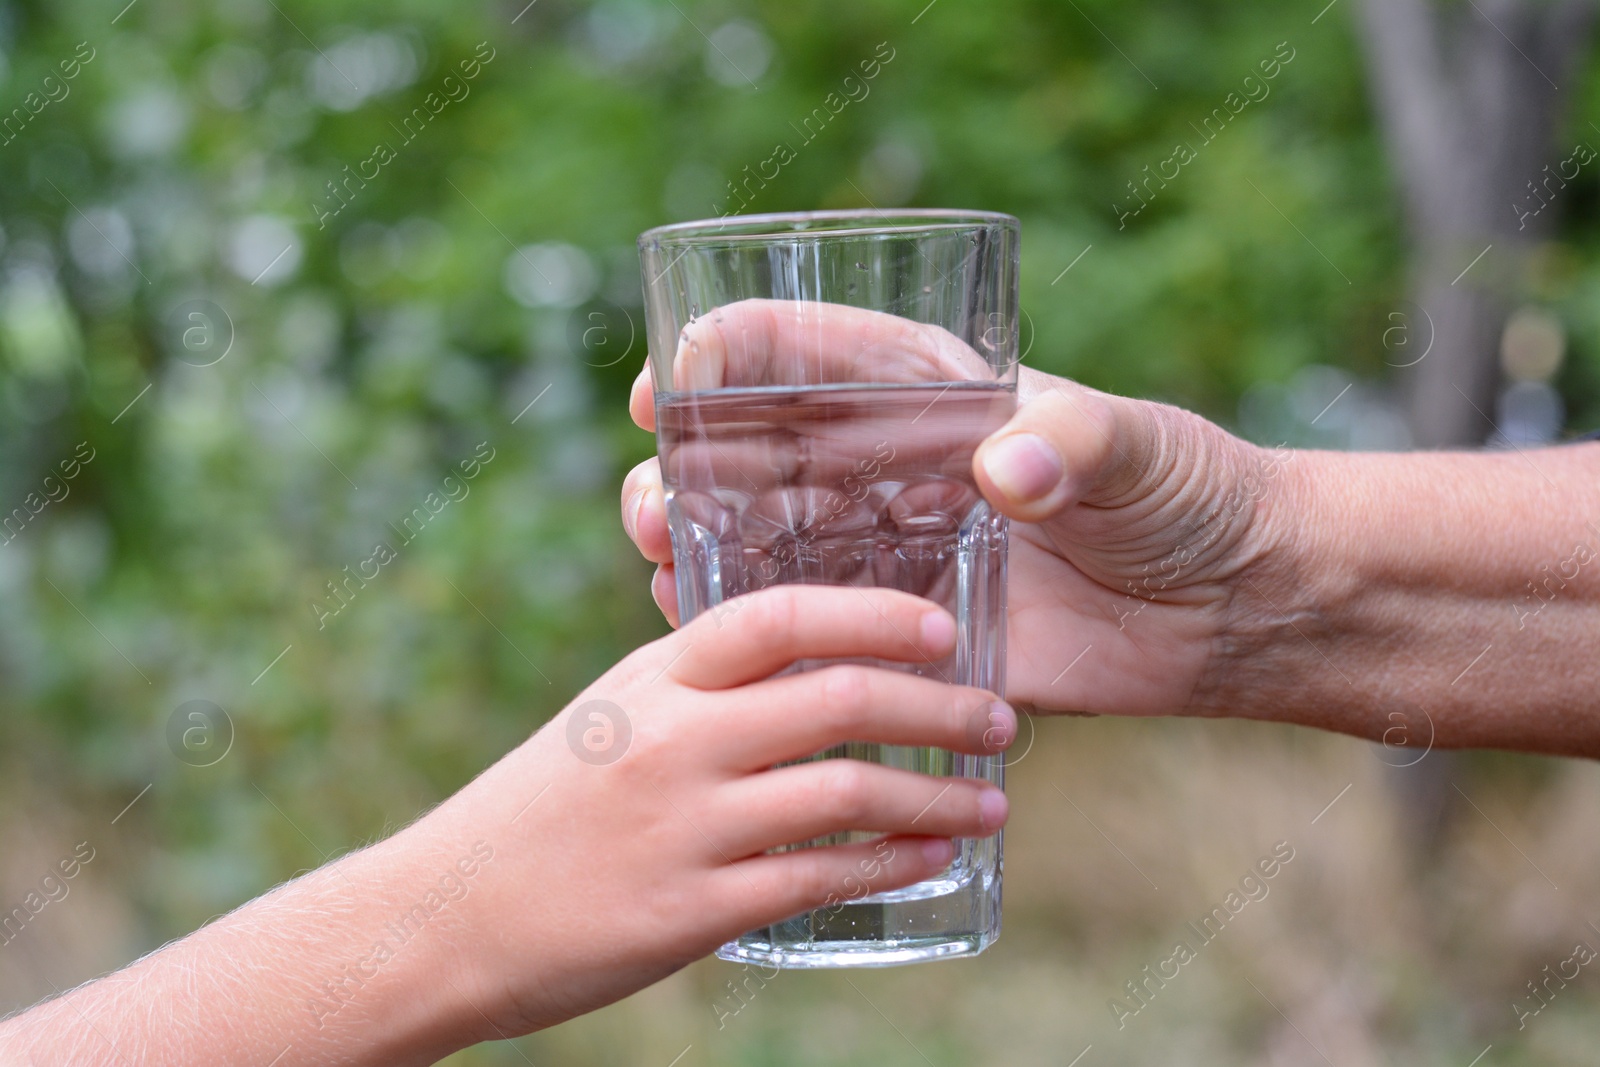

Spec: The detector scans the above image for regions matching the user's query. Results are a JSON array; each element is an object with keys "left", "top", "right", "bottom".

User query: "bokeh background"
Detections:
[{"left": 3, "top": 0, "right": 1600, "bottom": 1063}]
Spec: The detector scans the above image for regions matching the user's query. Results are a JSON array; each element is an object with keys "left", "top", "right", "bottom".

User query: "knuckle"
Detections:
[
  {"left": 745, "top": 587, "right": 800, "bottom": 643},
  {"left": 967, "top": 784, "right": 989, "bottom": 825},
  {"left": 819, "top": 667, "right": 874, "bottom": 734},
  {"left": 789, "top": 857, "right": 834, "bottom": 904},
  {"left": 819, "top": 761, "right": 872, "bottom": 822},
  {"left": 945, "top": 685, "right": 976, "bottom": 733}
]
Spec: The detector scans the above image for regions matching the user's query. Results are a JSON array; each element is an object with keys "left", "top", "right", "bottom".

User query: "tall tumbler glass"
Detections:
[{"left": 638, "top": 210, "right": 1020, "bottom": 968}]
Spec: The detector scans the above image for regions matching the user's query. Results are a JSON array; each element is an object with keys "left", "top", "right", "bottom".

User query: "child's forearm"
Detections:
[
  {"left": 0, "top": 586, "right": 1010, "bottom": 1063},
  {"left": 0, "top": 829, "right": 475, "bottom": 1067}
]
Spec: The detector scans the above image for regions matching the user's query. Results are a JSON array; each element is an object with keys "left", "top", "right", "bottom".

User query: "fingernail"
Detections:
[
  {"left": 920, "top": 610, "right": 956, "bottom": 650},
  {"left": 624, "top": 490, "right": 645, "bottom": 539},
  {"left": 978, "top": 788, "right": 1009, "bottom": 832},
  {"left": 922, "top": 838, "right": 956, "bottom": 866},
  {"left": 982, "top": 433, "right": 1064, "bottom": 504}
]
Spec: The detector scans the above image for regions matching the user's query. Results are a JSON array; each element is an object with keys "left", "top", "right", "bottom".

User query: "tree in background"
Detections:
[{"left": 1355, "top": 0, "right": 1598, "bottom": 447}]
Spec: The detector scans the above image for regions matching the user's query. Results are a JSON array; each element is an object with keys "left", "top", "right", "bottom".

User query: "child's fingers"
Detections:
[
  {"left": 708, "top": 666, "right": 1013, "bottom": 767},
  {"left": 709, "top": 835, "right": 960, "bottom": 937},
  {"left": 666, "top": 586, "right": 956, "bottom": 690},
  {"left": 713, "top": 764, "right": 1005, "bottom": 856},
  {"left": 620, "top": 458, "right": 674, "bottom": 564}
]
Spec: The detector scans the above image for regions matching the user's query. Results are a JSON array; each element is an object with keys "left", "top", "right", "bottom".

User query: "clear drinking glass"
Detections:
[{"left": 638, "top": 209, "right": 1020, "bottom": 968}]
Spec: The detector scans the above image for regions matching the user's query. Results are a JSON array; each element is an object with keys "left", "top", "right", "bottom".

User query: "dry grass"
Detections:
[{"left": 5, "top": 715, "right": 1599, "bottom": 1065}]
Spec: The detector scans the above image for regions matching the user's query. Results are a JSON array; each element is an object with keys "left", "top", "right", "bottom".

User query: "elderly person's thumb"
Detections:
[{"left": 972, "top": 373, "right": 1163, "bottom": 523}]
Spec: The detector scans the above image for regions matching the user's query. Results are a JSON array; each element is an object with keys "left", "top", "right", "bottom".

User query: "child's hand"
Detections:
[
  {"left": 407, "top": 584, "right": 1013, "bottom": 1041},
  {"left": 0, "top": 585, "right": 1010, "bottom": 1067}
]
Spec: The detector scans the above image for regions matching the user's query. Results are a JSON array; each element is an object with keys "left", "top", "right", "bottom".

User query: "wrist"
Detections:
[
  {"left": 327, "top": 824, "right": 492, "bottom": 1062},
  {"left": 229, "top": 826, "right": 488, "bottom": 1065},
  {"left": 1195, "top": 444, "right": 1356, "bottom": 731},
  {"left": 1199, "top": 444, "right": 1600, "bottom": 750}
]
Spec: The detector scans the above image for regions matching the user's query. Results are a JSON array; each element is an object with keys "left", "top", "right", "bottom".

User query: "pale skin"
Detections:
[
  {"left": 0, "top": 585, "right": 1013, "bottom": 1066},
  {"left": 625, "top": 300, "right": 1600, "bottom": 758}
]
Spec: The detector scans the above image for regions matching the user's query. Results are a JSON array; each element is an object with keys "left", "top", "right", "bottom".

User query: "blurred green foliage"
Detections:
[{"left": 4, "top": 0, "right": 1600, "bottom": 1062}]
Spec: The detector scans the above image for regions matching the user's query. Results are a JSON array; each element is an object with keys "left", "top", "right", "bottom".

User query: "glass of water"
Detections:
[{"left": 638, "top": 209, "right": 1020, "bottom": 968}]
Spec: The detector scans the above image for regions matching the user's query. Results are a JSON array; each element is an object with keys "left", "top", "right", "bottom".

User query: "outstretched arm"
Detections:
[
  {"left": 1221, "top": 442, "right": 1600, "bottom": 756},
  {"left": 0, "top": 586, "right": 1012, "bottom": 1065},
  {"left": 0, "top": 835, "right": 475, "bottom": 1066}
]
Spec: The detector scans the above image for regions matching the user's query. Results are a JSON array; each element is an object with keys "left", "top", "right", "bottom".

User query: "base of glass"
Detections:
[
  {"left": 716, "top": 930, "right": 994, "bottom": 969},
  {"left": 717, "top": 830, "right": 1002, "bottom": 969}
]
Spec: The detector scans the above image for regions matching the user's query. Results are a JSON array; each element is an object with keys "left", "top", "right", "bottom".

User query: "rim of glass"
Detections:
[{"left": 639, "top": 208, "right": 1018, "bottom": 247}]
